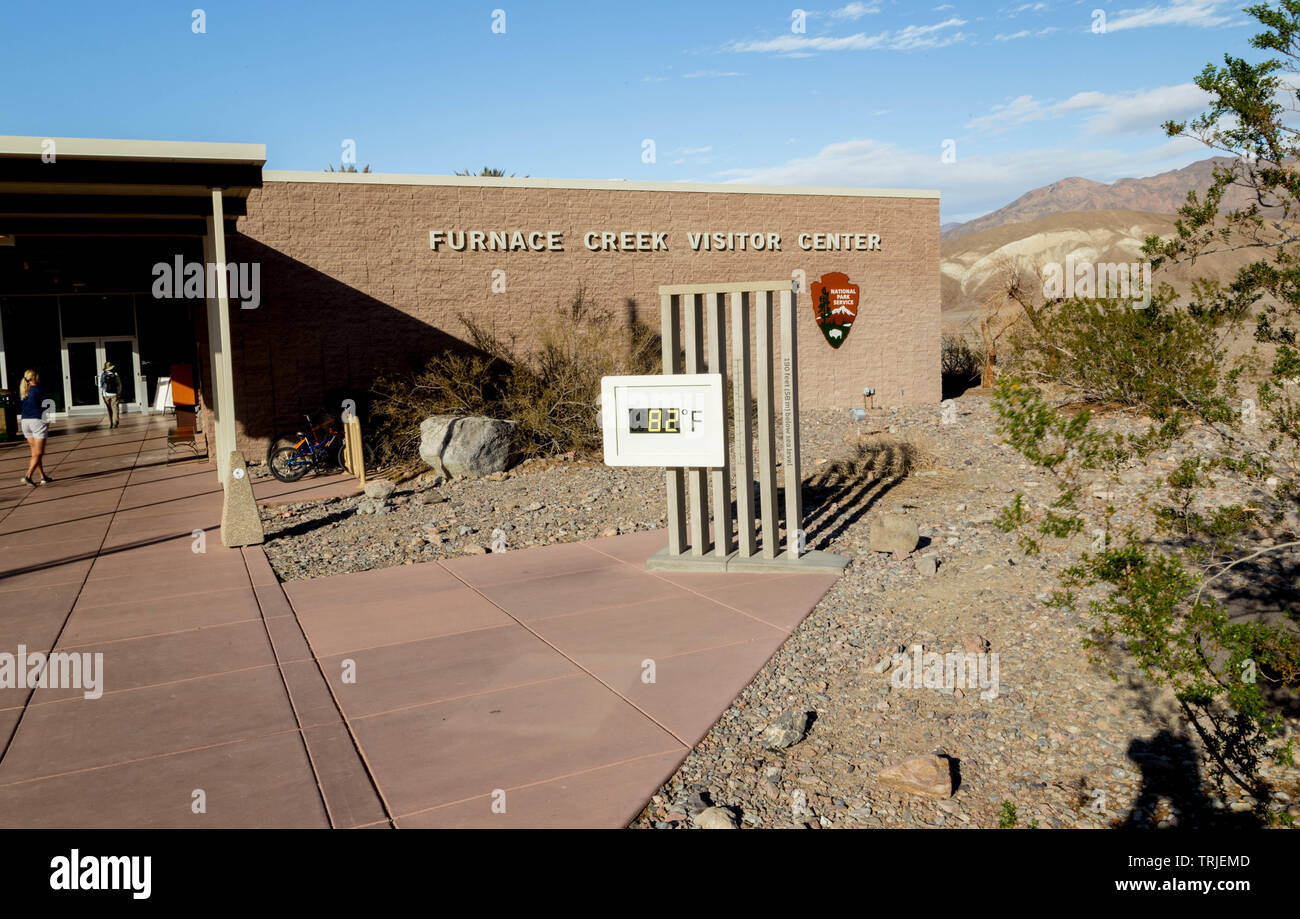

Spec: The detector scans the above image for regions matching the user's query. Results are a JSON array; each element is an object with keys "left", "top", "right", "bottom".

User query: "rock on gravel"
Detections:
[
  {"left": 363, "top": 478, "right": 397, "bottom": 500},
  {"left": 419, "top": 415, "right": 515, "bottom": 478},
  {"left": 761, "top": 709, "right": 813, "bottom": 750},
  {"left": 870, "top": 514, "right": 919, "bottom": 555},
  {"left": 878, "top": 754, "right": 955, "bottom": 799},
  {"left": 693, "top": 806, "right": 740, "bottom": 829}
]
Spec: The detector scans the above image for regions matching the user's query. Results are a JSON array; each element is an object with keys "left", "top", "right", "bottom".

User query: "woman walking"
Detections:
[
  {"left": 99, "top": 360, "right": 121, "bottom": 429},
  {"left": 19, "top": 369, "right": 53, "bottom": 486}
]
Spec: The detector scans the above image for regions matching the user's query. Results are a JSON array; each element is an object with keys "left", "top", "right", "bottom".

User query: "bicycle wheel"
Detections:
[
  {"left": 266, "top": 432, "right": 308, "bottom": 466},
  {"left": 268, "top": 446, "right": 311, "bottom": 483},
  {"left": 334, "top": 439, "right": 376, "bottom": 475}
]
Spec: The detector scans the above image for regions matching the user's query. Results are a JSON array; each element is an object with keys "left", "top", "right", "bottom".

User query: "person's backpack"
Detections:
[{"left": 100, "top": 372, "right": 120, "bottom": 396}]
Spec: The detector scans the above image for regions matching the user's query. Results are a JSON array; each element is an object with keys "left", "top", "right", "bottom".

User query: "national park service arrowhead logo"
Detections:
[{"left": 810, "top": 272, "right": 859, "bottom": 349}]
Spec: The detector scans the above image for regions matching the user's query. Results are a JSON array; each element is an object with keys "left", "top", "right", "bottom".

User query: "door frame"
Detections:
[{"left": 60, "top": 335, "right": 142, "bottom": 416}]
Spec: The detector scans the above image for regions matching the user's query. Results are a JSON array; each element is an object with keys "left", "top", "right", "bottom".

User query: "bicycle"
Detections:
[{"left": 266, "top": 408, "right": 375, "bottom": 483}]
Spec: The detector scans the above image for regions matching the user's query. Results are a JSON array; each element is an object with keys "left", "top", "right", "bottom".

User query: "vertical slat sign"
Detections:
[{"left": 600, "top": 281, "right": 848, "bottom": 574}]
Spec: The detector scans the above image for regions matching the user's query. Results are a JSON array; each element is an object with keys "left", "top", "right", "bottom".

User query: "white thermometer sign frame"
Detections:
[{"left": 601, "top": 373, "right": 726, "bottom": 468}]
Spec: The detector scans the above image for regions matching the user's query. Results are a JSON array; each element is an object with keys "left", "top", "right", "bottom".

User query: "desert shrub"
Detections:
[
  {"left": 369, "top": 288, "right": 660, "bottom": 470},
  {"left": 1002, "top": 280, "right": 1241, "bottom": 421},
  {"left": 941, "top": 333, "right": 983, "bottom": 398}
]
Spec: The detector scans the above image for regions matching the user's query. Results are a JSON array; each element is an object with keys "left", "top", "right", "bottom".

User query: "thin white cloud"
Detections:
[
  {"left": 713, "top": 135, "right": 1207, "bottom": 222},
  {"left": 891, "top": 18, "right": 971, "bottom": 50},
  {"left": 967, "top": 82, "right": 1212, "bottom": 135},
  {"left": 728, "top": 33, "right": 884, "bottom": 53},
  {"left": 726, "top": 17, "right": 969, "bottom": 54},
  {"left": 994, "top": 27, "right": 1058, "bottom": 40},
  {"left": 683, "top": 70, "right": 744, "bottom": 78},
  {"left": 1105, "top": 0, "right": 1236, "bottom": 32},
  {"left": 967, "top": 94, "right": 1045, "bottom": 131},
  {"left": 833, "top": 2, "right": 881, "bottom": 19}
]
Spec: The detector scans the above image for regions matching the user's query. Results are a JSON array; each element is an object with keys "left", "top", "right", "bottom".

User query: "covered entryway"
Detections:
[{"left": 0, "top": 136, "right": 265, "bottom": 482}]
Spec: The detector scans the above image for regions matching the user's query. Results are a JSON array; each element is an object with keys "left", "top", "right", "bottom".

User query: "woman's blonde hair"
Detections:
[{"left": 19, "top": 369, "right": 38, "bottom": 400}]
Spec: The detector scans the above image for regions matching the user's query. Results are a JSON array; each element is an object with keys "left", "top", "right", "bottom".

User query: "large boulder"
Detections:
[
  {"left": 870, "top": 514, "right": 919, "bottom": 556},
  {"left": 419, "top": 415, "right": 515, "bottom": 478}
]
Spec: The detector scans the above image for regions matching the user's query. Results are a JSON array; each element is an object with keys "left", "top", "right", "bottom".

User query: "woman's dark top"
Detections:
[{"left": 20, "top": 385, "right": 45, "bottom": 419}]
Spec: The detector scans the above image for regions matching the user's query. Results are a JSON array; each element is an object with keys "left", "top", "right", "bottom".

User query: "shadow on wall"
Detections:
[{"left": 221, "top": 234, "right": 486, "bottom": 451}]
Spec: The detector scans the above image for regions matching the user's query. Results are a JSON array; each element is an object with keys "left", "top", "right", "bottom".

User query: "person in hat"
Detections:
[{"left": 99, "top": 361, "right": 122, "bottom": 429}]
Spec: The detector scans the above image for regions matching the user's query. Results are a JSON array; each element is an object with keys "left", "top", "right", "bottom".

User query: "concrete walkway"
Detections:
[{"left": 0, "top": 413, "right": 839, "bottom": 828}]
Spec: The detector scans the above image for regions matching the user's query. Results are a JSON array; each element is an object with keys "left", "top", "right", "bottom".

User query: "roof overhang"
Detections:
[
  {"left": 263, "top": 169, "right": 940, "bottom": 198},
  {"left": 0, "top": 136, "right": 265, "bottom": 237}
]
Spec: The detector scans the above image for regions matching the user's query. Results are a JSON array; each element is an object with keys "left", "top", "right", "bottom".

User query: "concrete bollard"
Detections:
[{"left": 220, "top": 451, "right": 265, "bottom": 547}]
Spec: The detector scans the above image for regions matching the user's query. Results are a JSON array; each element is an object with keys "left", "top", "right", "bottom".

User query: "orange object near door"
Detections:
[{"left": 169, "top": 364, "right": 195, "bottom": 406}]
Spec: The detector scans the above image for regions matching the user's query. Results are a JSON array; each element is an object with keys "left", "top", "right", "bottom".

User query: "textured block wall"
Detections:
[{"left": 228, "top": 179, "right": 940, "bottom": 453}]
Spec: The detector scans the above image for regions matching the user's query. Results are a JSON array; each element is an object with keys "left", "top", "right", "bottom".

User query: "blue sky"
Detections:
[{"left": 0, "top": 0, "right": 1273, "bottom": 222}]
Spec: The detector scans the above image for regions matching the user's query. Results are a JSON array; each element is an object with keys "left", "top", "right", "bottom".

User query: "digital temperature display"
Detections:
[
  {"left": 628, "top": 408, "right": 681, "bottom": 434},
  {"left": 601, "top": 373, "right": 725, "bottom": 467}
]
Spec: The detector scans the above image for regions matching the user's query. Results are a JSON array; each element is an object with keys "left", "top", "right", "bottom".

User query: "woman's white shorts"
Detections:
[{"left": 20, "top": 418, "right": 48, "bottom": 440}]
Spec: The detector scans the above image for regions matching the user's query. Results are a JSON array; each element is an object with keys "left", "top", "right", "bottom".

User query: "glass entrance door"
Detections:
[
  {"left": 65, "top": 340, "right": 100, "bottom": 409},
  {"left": 61, "top": 336, "right": 140, "bottom": 415}
]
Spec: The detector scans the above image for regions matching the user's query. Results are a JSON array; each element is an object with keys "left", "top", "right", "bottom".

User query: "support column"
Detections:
[
  {"left": 201, "top": 227, "right": 222, "bottom": 457},
  {"left": 205, "top": 189, "right": 238, "bottom": 483}
]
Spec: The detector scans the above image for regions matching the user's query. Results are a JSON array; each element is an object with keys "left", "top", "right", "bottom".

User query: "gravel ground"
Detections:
[{"left": 258, "top": 392, "right": 1300, "bottom": 829}]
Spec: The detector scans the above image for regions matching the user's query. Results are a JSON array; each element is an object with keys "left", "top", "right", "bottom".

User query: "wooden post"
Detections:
[
  {"left": 706, "top": 291, "right": 733, "bottom": 557},
  {"left": 780, "top": 285, "right": 803, "bottom": 558},
  {"left": 661, "top": 292, "right": 686, "bottom": 556},
  {"left": 344, "top": 416, "right": 366, "bottom": 488},
  {"left": 755, "top": 289, "right": 779, "bottom": 559}
]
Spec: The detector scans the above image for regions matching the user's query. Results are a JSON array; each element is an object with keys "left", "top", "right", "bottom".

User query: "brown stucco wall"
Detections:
[{"left": 227, "top": 177, "right": 940, "bottom": 453}]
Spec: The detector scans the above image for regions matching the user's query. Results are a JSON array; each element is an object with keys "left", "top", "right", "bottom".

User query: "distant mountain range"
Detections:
[
  {"left": 941, "top": 156, "right": 1254, "bottom": 241},
  {"left": 940, "top": 156, "right": 1277, "bottom": 328}
]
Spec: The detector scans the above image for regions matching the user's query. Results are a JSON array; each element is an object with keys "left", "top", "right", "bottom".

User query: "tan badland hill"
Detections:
[{"left": 941, "top": 208, "right": 1271, "bottom": 334}]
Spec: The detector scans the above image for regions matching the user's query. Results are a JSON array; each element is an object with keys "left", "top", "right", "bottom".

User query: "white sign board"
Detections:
[
  {"left": 601, "top": 373, "right": 725, "bottom": 468},
  {"left": 153, "top": 377, "right": 173, "bottom": 412}
]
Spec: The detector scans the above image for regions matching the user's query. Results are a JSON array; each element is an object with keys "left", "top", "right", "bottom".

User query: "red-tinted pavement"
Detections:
[{"left": 0, "top": 413, "right": 838, "bottom": 828}]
